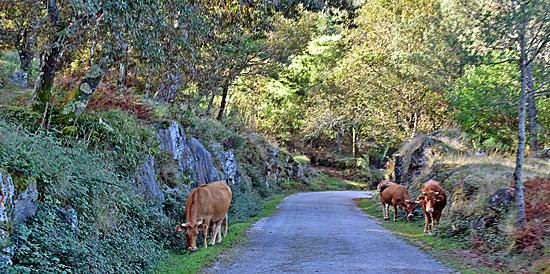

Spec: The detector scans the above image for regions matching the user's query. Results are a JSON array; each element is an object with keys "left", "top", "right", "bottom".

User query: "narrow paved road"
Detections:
[{"left": 202, "top": 191, "right": 453, "bottom": 274}]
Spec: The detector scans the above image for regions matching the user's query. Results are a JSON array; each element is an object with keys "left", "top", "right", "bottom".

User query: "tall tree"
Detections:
[{"left": 460, "top": 0, "right": 550, "bottom": 228}]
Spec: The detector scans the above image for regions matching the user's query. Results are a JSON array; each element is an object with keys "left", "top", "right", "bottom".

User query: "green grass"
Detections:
[
  {"left": 308, "top": 171, "right": 368, "bottom": 191},
  {"left": 152, "top": 194, "right": 289, "bottom": 274},
  {"left": 355, "top": 197, "right": 505, "bottom": 274}
]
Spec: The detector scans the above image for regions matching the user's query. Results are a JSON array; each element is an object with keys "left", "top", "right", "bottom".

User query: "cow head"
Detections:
[
  {"left": 175, "top": 219, "right": 206, "bottom": 252},
  {"left": 417, "top": 191, "right": 444, "bottom": 214},
  {"left": 403, "top": 199, "right": 417, "bottom": 221}
]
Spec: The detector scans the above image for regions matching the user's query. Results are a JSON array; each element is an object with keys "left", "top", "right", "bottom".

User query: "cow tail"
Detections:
[{"left": 378, "top": 182, "right": 390, "bottom": 193}]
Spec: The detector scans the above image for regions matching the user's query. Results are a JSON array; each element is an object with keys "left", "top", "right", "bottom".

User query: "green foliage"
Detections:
[
  {"left": 0, "top": 120, "right": 167, "bottom": 274},
  {"left": 447, "top": 60, "right": 519, "bottom": 150},
  {"left": 228, "top": 187, "right": 265, "bottom": 224},
  {"left": 0, "top": 51, "right": 19, "bottom": 87}
]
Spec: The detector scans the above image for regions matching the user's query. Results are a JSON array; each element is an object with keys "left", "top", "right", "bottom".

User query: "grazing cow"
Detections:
[
  {"left": 377, "top": 181, "right": 416, "bottom": 222},
  {"left": 417, "top": 179, "right": 447, "bottom": 233},
  {"left": 175, "top": 180, "right": 232, "bottom": 251}
]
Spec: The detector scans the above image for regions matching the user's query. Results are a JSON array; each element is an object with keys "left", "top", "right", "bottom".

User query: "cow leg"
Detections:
[
  {"left": 209, "top": 221, "right": 220, "bottom": 246},
  {"left": 432, "top": 211, "right": 441, "bottom": 230},
  {"left": 223, "top": 213, "right": 228, "bottom": 237},
  {"left": 383, "top": 203, "right": 390, "bottom": 221},
  {"left": 216, "top": 222, "right": 223, "bottom": 243},
  {"left": 424, "top": 213, "right": 431, "bottom": 233},
  {"left": 393, "top": 204, "right": 398, "bottom": 221},
  {"left": 202, "top": 218, "right": 211, "bottom": 248}
]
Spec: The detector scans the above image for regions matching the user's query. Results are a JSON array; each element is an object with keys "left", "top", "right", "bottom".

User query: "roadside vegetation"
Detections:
[
  {"left": 354, "top": 144, "right": 550, "bottom": 274},
  {"left": 1, "top": 0, "right": 550, "bottom": 273}
]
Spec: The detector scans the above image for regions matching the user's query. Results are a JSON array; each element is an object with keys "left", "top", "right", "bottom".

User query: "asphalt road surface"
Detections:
[{"left": 202, "top": 191, "right": 453, "bottom": 274}]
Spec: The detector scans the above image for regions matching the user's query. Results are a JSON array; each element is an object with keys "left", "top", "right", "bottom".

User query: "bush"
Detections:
[{"left": 0, "top": 120, "right": 166, "bottom": 274}]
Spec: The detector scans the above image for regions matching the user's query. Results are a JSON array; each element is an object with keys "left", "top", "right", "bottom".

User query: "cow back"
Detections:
[
  {"left": 204, "top": 180, "right": 232, "bottom": 222},
  {"left": 380, "top": 182, "right": 411, "bottom": 204},
  {"left": 421, "top": 180, "right": 444, "bottom": 193},
  {"left": 186, "top": 180, "right": 232, "bottom": 224}
]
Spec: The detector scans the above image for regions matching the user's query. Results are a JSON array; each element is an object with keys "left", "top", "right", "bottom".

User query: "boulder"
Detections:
[
  {"left": 470, "top": 215, "right": 486, "bottom": 239},
  {"left": 537, "top": 148, "right": 550, "bottom": 158},
  {"left": 10, "top": 70, "right": 27, "bottom": 88},
  {"left": 394, "top": 135, "right": 448, "bottom": 184},
  {"left": 488, "top": 187, "right": 515, "bottom": 212},
  {"left": 12, "top": 178, "right": 38, "bottom": 225},
  {"left": 461, "top": 176, "right": 480, "bottom": 198},
  {"left": 59, "top": 205, "right": 78, "bottom": 231}
]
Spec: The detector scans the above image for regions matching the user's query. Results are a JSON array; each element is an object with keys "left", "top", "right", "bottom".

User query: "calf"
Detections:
[
  {"left": 175, "top": 180, "right": 232, "bottom": 251},
  {"left": 377, "top": 181, "right": 416, "bottom": 222},
  {"left": 417, "top": 179, "right": 447, "bottom": 233}
]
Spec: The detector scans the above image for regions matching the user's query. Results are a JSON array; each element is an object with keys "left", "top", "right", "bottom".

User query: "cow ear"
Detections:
[
  {"left": 175, "top": 224, "right": 186, "bottom": 232},
  {"left": 199, "top": 223, "right": 208, "bottom": 230},
  {"left": 434, "top": 192, "right": 439, "bottom": 195},
  {"left": 417, "top": 195, "right": 425, "bottom": 201}
]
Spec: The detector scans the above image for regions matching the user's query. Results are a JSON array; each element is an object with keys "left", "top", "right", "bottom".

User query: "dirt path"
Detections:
[{"left": 202, "top": 191, "right": 453, "bottom": 274}]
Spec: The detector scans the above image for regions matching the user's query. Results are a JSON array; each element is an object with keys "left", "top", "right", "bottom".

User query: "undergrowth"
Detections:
[{"left": 0, "top": 120, "right": 167, "bottom": 273}]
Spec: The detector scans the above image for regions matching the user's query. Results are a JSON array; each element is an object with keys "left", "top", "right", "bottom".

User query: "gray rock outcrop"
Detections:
[
  {"left": 1, "top": 169, "right": 38, "bottom": 268},
  {"left": 1, "top": 169, "right": 15, "bottom": 267},
  {"left": 393, "top": 135, "right": 448, "bottom": 184},
  {"left": 10, "top": 70, "right": 27, "bottom": 88},
  {"left": 461, "top": 176, "right": 480, "bottom": 198},
  {"left": 189, "top": 138, "right": 220, "bottom": 186},
  {"left": 488, "top": 187, "right": 515, "bottom": 212},
  {"left": 157, "top": 121, "right": 220, "bottom": 189},
  {"left": 137, "top": 155, "right": 165, "bottom": 204},
  {"left": 12, "top": 179, "right": 37, "bottom": 225},
  {"left": 215, "top": 148, "right": 242, "bottom": 186}
]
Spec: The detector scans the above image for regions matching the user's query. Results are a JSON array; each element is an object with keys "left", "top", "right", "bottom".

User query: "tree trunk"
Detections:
[
  {"left": 514, "top": 40, "right": 527, "bottom": 230},
  {"left": 118, "top": 63, "right": 125, "bottom": 88},
  {"left": 32, "top": 0, "right": 61, "bottom": 113},
  {"left": 217, "top": 82, "right": 229, "bottom": 121},
  {"left": 206, "top": 89, "right": 215, "bottom": 116},
  {"left": 526, "top": 63, "right": 538, "bottom": 155},
  {"left": 63, "top": 56, "right": 110, "bottom": 116},
  {"left": 16, "top": 26, "right": 34, "bottom": 87},
  {"left": 336, "top": 130, "right": 342, "bottom": 153},
  {"left": 352, "top": 125, "right": 359, "bottom": 157}
]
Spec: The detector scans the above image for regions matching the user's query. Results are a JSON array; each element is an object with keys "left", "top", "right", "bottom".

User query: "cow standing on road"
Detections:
[
  {"left": 417, "top": 179, "right": 446, "bottom": 233},
  {"left": 175, "top": 180, "right": 232, "bottom": 251},
  {"left": 377, "top": 181, "right": 417, "bottom": 222}
]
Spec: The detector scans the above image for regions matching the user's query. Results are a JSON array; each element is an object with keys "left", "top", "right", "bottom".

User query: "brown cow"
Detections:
[
  {"left": 175, "top": 180, "right": 232, "bottom": 251},
  {"left": 377, "top": 181, "right": 416, "bottom": 222},
  {"left": 417, "top": 179, "right": 446, "bottom": 233}
]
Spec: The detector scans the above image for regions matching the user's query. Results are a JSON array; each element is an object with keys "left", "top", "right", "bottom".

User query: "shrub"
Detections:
[
  {"left": 0, "top": 120, "right": 166, "bottom": 274},
  {"left": 513, "top": 177, "right": 550, "bottom": 253},
  {"left": 85, "top": 83, "right": 155, "bottom": 120}
]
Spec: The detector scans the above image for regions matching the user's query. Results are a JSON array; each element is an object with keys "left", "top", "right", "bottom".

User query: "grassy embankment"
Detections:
[
  {"left": 355, "top": 149, "right": 550, "bottom": 274},
  {"left": 355, "top": 198, "right": 502, "bottom": 274}
]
